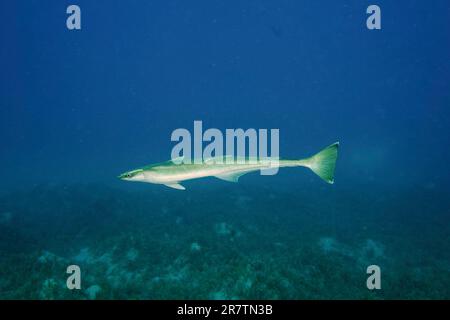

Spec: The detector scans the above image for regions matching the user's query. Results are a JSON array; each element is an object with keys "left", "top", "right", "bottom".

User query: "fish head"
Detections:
[{"left": 118, "top": 169, "right": 145, "bottom": 182}]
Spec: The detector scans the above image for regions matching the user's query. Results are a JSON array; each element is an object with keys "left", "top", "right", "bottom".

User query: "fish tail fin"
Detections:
[{"left": 303, "top": 142, "right": 339, "bottom": 184}]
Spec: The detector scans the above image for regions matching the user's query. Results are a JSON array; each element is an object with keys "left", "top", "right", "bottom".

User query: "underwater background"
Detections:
[{"left": 1, "top": 0, "right": 449, "bottom": 299}]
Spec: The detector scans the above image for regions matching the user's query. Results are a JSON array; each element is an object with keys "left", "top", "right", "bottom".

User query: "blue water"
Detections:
[{"left": 0, "top": 0, "right": 449, "bottom": 299}]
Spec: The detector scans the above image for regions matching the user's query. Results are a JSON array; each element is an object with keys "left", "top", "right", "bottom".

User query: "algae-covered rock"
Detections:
[{"left": 85, "top": 285, "right": 102, "bottom": 300}]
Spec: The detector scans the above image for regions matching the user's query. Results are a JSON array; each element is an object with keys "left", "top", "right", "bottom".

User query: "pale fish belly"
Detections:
[{"left": 157, "top": 163, "right": 269, "bottom": 183}]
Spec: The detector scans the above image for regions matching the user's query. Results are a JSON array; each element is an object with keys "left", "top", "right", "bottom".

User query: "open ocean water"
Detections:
[{"left": 0, "top": 1, "right": 449, "bottom": 299}]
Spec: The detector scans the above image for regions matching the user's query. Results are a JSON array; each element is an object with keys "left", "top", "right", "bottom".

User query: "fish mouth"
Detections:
[
  {"left": 117, "top": 173, "right": 128, "bottom": 180},
  {"left": 118, "top": 169, "right": 142, "bottom": 180}
]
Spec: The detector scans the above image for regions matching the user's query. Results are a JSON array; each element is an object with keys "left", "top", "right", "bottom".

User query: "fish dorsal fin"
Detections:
[
  {"left": 214, "top": 171, "right": 246, "bottom": 183},
  {"left": 170, "top": 156, "right": 184, "bottom": 164},
  {"left": 223, "top": 155, "right": 235, "bottom": 163},
  {"left": 164, "top": 183, "right": 186, "bottom": 190},
  {"left": 204, "top": 155, "right": 235, "bottom": 164}
]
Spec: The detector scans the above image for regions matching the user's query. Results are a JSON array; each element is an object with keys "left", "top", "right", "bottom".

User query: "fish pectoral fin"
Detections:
[
  {"left": 214, "top": 172, "right": 246, "bottom": 183},
  {"left": 164, "top": 183, "right": 186, "bottom": 190}
]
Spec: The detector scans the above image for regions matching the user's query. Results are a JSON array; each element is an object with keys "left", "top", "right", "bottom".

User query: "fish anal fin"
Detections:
[
  {"left": 215, "top": 172, "right": 246, "bottom": 183},
  {"left": 164, "top": 183, "right": 186, "bottom": 190}
]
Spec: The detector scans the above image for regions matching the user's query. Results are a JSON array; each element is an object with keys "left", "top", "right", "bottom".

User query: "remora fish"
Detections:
[{"left": 118, "top": 142, "right": 339, "bottom": 190}]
